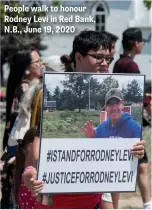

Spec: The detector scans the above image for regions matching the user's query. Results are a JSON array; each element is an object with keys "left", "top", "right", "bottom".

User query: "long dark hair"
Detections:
[
  {"left": 14, "top": 127, "right": 36, "bottom": 204},
  {"left": 6, "top": 47, "right": 37, "bottom": 123},
  {"left": 3, "top": 47, "right": 38, "bottom": 150}
]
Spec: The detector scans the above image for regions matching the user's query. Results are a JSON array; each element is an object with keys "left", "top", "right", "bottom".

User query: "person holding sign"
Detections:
[
  {"left": 23, "top": 30, "right": 113, "bottom": 209},
  {"left": 23, "top": 30, "right": 145, "bottom": 209}
]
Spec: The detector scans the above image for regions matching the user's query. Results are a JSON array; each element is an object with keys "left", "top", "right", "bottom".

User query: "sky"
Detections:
[
  {"left": 45, "top": 73, "right": 65, "bottom": 94},
  {"left": 44, "top": 72, "right": 145, "bottom": 95},
  {"left": 92, "top": 74, "right": 145, "bottom": 91}
]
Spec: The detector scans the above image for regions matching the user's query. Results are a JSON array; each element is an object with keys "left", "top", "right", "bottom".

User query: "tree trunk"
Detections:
[{"left": 78, "top": 89, "right": 82, "bottom": 113}]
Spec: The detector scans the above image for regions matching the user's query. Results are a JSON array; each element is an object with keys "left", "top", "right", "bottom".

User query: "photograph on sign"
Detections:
[{"left": 37, "top": 72, "right": 145, "bottom": 193}]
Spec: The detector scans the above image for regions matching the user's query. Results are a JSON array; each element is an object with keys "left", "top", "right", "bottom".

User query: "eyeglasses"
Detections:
[
  {"left": 86, "top": 54, "right": 114, "bottom": 65},
  {"left": 30, "top": 59, "right": 41, "bottom": 65},
  {"left": 106, "top": 99, "right": 122, "bottom": 107}
]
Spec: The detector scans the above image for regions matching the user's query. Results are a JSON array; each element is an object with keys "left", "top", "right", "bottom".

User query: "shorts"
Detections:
[
  {"left": 139, "top": 150, "right": 148, "bottom": 164},
  {"left": 101, "top": 193, "right": 112, "bottom": 203}
]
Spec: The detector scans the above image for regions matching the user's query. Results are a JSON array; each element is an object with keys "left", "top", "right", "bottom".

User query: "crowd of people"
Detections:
[{"left": 0, "top": 27, "right": 151, "bottom": 209}]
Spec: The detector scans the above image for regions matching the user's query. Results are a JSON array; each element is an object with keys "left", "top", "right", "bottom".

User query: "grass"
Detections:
[{"left": 42, "top": 110, "right": 100, "bottom": 138}]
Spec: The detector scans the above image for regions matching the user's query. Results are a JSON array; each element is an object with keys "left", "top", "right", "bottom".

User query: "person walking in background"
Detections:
[
  {"left": 113, "top": 28, "right": 144, "bottom": 73},
  {"left": 3, "top": 47, "right": 41, "bottom": 154}
]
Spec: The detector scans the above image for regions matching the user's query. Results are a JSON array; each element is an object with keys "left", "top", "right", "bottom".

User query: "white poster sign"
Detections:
[{"left": 37, "top": 138, "right": 138, "bottom": 193}]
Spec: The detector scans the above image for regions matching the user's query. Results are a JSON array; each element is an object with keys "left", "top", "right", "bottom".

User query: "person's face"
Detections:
[
  {"left": 28, "top": 50, "right": 41, "bottom": 78},
  {"left": 111, "top": 41, "right": 116, "bottom": 57},
  {"left": 75, "top": 47, "right": 112, "bottom": 73},
  {"left": 135, "top": 41, "right": 143, "bottom": 54},
  {"left": 104, "top": 98, "right": 124, "bottom": 123}
]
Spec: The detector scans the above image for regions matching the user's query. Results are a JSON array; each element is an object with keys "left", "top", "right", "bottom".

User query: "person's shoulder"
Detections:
[
  {"left": 126, "top": 117, "right": 141, "bottom": 138},
  {"left": 113, "top": 57, "right": 122, "bottom": 66},
  {"left": 32, "top": 89, "right": 43, "bottom": 109},
  {"left": 114, "top": 58, "right": 140, "bottom": 73},
  {"left": 115, "top": 54, "right": 129, "bottom": 62},
  {"left": 21, "top": 80, "right": 30, "bottom": 92},
  {"left": 95, "top": 120, "right": 108, "bottom": 137},
  {"left": 127, "top": 117, "right": 141, "bottom": 129},
  {"left": 128, "top": 60, "right": 140, "bottom": 73},
  {"left": 115, "top": 56, "right": 131, "bottom": 66},
  {"left": 121, "top": 112, "right": 140, "bottom": 126},
  {"left": 34, "top": 89, "right": 43, "bottom": 101},
  {"left": 121, "top": 57, "right": 139, "bottom": 73},
  {"left": 113, "top": 56, "right": 128, "bottom": 73},
  {"left": 13, "top": 83, "right": 27, "bottom": 101}
]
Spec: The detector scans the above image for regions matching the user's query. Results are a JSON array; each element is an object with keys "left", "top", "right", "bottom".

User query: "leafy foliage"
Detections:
[
  {"left": 144, "top": 0, "right": 152, "bottom": 10},
  {"left": 52, "top": 0, "right": 62, "bottom": 7},
  {"left": 45, "top": 76, "right": 143, "bottom": 112},
  {"left": 122, "top": 80, "right": 143, "bottom": 104},
  {"left": 61, "top": 74, "right": 91, "bottom": 112}
]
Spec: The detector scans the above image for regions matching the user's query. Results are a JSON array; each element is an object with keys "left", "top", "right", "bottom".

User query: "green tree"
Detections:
[
  {"left": 121, "top": 86, "right": 127, "bottom": 100},
  {"left": 52, "top": 0, "right": 61, "bottom": 7},
  {"left": 62, "top": 74, "right": 91, "bottom": 112},
  {"left": 0, "top": 0, "right": 47, "bottom": 85},
  {"left": 87, "top": 77, "right": 101, "bottom": 110},
  {"left": 44, "top": 84, "right": 53, "bottom": 100},
  {"left": 47, "top": 91, "right": 53, "bottom": 101},
  {"left": 123, "top": 80, "right": 143, "bottom": 103},
  {"left": 53, "top": 86, "right": 61, "bottom": 109},
  {"left": 144, "top": 0, "right": 151, "bottom": 10},
  {"left": 59, "top": 89, "right": 76, "bottom": 111}
]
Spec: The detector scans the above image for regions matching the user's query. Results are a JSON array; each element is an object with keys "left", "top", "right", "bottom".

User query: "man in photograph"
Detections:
[{"left": 83, "top": 88, "right": 141, "bottom": 139}]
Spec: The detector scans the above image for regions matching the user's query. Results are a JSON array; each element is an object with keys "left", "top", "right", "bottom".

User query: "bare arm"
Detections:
[
  {"left": 111, "top": 193, "right": 119, "bottom": 209},
  {"left": 32, "top": 136, "right": 40, "bottom": 167}
]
